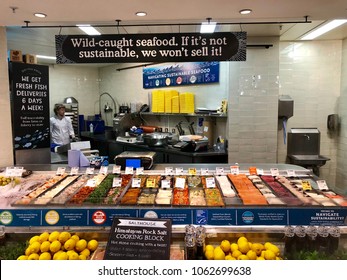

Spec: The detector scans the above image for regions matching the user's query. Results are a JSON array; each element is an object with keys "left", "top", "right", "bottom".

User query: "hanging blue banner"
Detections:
[{"left": 143, "top": 61, "right": 219, "bottom": 89}]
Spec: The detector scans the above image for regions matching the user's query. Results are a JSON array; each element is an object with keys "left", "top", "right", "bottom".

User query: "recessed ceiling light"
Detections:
[
  {"left": 200, "top": 21, "right": 217, "bottom": 33},
  {"left": 301, "top": 19, "right": 347, "bottom": 40},
  {"left": 239, "top": 9, "right": 252, "bottom": 15},
  {"left": 34, "top": 13, "right": 47, "bottom": 18},
  {"left": 77, "top": 24, "right": 101, "bottom": 35},
  {"left": 136, "top": 11, "right": 147, "bottom": 17}
]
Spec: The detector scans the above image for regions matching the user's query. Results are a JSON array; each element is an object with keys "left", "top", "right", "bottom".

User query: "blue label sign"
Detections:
[{"left": 143, "top": 62, "right": 219, "bottom": 89}]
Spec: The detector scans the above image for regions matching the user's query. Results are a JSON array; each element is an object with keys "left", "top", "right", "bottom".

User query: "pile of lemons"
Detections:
[
  {"left": 17, "top": 231, "right": 99, "bottom": 260},
  {"left": 204, "top": 236, "right": 283, "bottom": 260}
]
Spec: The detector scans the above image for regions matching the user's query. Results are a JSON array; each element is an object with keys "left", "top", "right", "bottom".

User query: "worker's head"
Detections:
[{"left": 54, "top": 104, "right": 65, "bottom": 117}]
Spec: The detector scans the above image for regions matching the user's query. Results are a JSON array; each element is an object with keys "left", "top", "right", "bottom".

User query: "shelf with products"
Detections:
[{"left": 139, "top": 111, "right": 227, "bottom": 124}]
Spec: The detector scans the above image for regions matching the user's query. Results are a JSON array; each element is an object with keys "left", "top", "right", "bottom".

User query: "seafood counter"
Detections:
[{"left": 0, "top": 163, "right": 346, "bottom": 229}]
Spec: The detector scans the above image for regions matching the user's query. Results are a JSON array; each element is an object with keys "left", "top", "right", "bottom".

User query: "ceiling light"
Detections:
[
  {"left": 34, "top": 13, "right": 47, "bottom": 18},
  {"left": 239, "top": 9, "right": 252, "bottom": 15},
  {"left": 77, "top": 24, "right": 101, "bottom": 35},
  {"left": 36, "top": 55, "right": 56, "bottom": 60},
  {"left": 136, "top": 11, "right": 147, "bottom": 17},
  {"left": 200, "top": 20, "right": 217, "bottom": 33},
  {"left": 301, "top": 19, "right": 347, "bottom": 40}
]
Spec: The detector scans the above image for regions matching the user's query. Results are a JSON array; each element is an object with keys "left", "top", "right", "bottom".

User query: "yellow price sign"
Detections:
[
  {"left": 188, "top": 168, "right": 197, "bottom": 175},
  {"left": 302, "top": 180, "right": 312, "bottom": 191}
]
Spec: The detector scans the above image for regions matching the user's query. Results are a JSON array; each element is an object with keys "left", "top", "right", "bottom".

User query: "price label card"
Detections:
[
  {"left": 249, "top": 167, "right": 257, "bottom": 175},
  {"left": 5, "top": 166, "right": 24, "bottom": 177},
  {"left": 70, "top": 167, "right": 79, "bottom": 175},
  {"left": 112, "top": 165, "right": 121, "bottom": 174},
  {"left": 257, "top": 168, "right": 264, "bottom": 175},
  {"left": 175, "top": 167, "right": 184, "bottom": 175},
  {"left": 215, "top": 167, "right": 224, "bottom": 175},
  {"left": 132, "top": 178, "right": 141, "bottom": 188},
  {"left": 302, "top": 180, "right": 312, "bottom": 191},
  {"left": 165, "top": 167, "right": 174, "bottom": 175},
  {"left": 85, "top": 167, "right": 94, "bottom": 175},
  {"left": 287, "top": 169, "right": 296, "bottom": 177},
  {"left": 175, "top": 177, "right": 186, "bottom": 189},
  {"left": 230, "top": 165, "right": 239, "bottom": 175},
  {"left": 146, "top": 178, "right": 156, "bottom": 188},
  {"left": 188, "top": 168, "right": 197, "bottom": 175},
  {"left": 99, "top": 166, "right": 108, "bottom": 175},
  {"left": 86, "top": 179, "right": 97, "bottom": 187},
  {"left": 270, "top": 168, "right": 279, "bottom": 177},
  {"left": 317, "top": 180, "right": 329, "bottom": 191},
  {"left": 136, "top": 167, "right": 144, "bottom": 175},
  {"left": 112, "top": 177, "right": 122, "bottom": 188},
  {"left": 200, "top": 168, "right": 209, "bottom": 175},
  {"left": 206, "top": 177, "right": 216, "bottom": 188},
  {"left": 56, "top": 167, "right": 66, "bottom": 175},
  {"left": 161, "top": 179, "right": 171, "bottom": 189},
  {"left": 125, "top": 167, "right": 134, "bottom": 174}
]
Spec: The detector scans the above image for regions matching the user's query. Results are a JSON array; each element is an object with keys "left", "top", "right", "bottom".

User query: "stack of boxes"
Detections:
[{"left": 151, "top": 89, "right": 194, "bottom": 114}]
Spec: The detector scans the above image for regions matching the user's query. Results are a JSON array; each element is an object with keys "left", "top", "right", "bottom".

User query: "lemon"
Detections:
[
  {"left": 68, "top": 251, "right": 79, "bottom": 260},
  {"left": 231, "top": 249, "right": 242, "bottom": 259},
  {"left": 40, "top": 241, "right": 51, "bottom": 253},
  {"left": 230, "top": 243, "right": 239, "bottom": 252},
  {"left": 56, "top": 252, "right": 68, "bottom": 260},
  {"left": 49, "top": 231, "right": 60, "bottom": 242},
  {"left": 268, "top": 244, "right": 280, "bottom": 256},
  {"left": 70, "top": 234, "right": 80, "bottom": 242},
  {"left": 204, "top": 244, "right": 214, "bottom": 252},
  {"left": 246, "top": 250, "right": 257, "bottom": 260},
  {"left": 38, "top": 232, "right": 50, "bottom": 243},
  {"left": 39, "top": 252, "right": 52, "bottom": 260},
  {"left": 238, "top": 241, "right": 250, "bottom": 254},
  {"left": 251, "top": 243, "right": 264, "bottom": 256},
  {"left": 220, "top": 240, "right": 231, "bottom": 254},
  {"left": 75, "top": 239, "right": 87, "bottom": 252},
  {"left": 58, "top": 231, "right": 71, "bottom": 244},
  {"left": 79, "top": 254, "right": 87, "bottom": 260},
  {"left": 53, "top": 251, "right": 64, "bottom": 260},
  {"left": 264, "top": 242, "right": 272, "bottom": 250},
  {"left": 205, "top": 250, "right": 214, "bottom": 260},
  {"left": 237, "top": 236, "right": 248, "bottom": 245},
  {"left": 264, "top": 249, "right": 276, "bottom": 260},
  {"left": 29, "top": 235, "right": 40, "bottom": 245},
  {"left": 237, "top": 254, "right": 249, "bottom": 260},
  {"left": 28, "top": 253, "right": 40, "bottom": 260},
  {"left": 25, "top": 247, "right": 31, "bottom": 256},
  {"left": 29, "top": 241, "right": 41, "bottom": 254},
  {"left": 225, "top": 254, "right": 236, "bottom": 260},
  {"left": 256, "top": 256, "right": 265, "bottom": 260},
  {"left": 64, "top": 238, "right": 76, "bottom": 251},
  {"left": 17, "top": 255, "right": 28, "bottom": 260},
  {"left": 50, "top": 240, "right": 62, "bottom": 253},
  {"left": 276, "top": 256, "right": 283, "bottom": 260},
  {"left": 213, "top": 246, "right": 225, "bottom": 260},
  {"left": 87, "top": 239, "right": 99, "bottom": 251},
  {"left": 80, "top": 248, "right": 91, "bottom": 257}
]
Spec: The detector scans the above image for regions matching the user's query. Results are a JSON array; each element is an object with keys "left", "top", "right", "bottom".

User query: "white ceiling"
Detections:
[{"left": 2, "top": 0, "right": 347, "bottom": 63}]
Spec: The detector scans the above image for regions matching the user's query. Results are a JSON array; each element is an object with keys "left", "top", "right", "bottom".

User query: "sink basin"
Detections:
[{"left": 287, "top": 154, "right": 330, "bottom": 166}]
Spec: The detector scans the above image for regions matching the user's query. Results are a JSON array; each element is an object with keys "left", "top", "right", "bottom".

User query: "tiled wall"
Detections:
[
  {"left": 336, "top": 38, "right": 347, "bottom": 194},
  {"left": 278, "top": 41, "right": 342, "bottom": 189},
  {"left": 0, "top": 27, "right": 14, "bottom": 166},
  {"left": 227, "top": 37, "right": 280, "bottom": 163}
]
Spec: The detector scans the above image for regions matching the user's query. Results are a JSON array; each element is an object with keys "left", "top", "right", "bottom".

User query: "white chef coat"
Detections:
[{"left": 50, "top": 115, "right": 75, "bottom": 145}]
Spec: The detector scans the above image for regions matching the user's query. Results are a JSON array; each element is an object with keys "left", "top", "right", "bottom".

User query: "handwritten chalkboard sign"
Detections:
[{"left": 104, "top": 217, "right": 172, "bottom": 260}]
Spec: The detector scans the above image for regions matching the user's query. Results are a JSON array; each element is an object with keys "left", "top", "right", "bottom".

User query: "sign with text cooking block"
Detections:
[
  {"left": 104, "top": 217, "right": 172, "bottom": 260},
  {"left": 55, "top": 32, "right": 246, "bottom": 63},
  {"left": 9, "top": 62, "right": 50, "bottom": 150}
]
